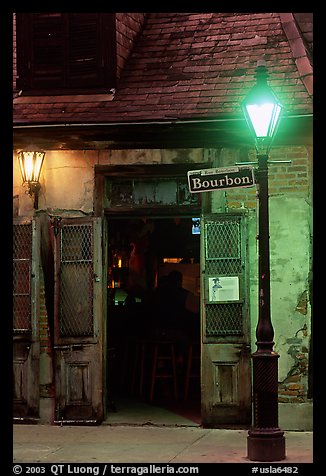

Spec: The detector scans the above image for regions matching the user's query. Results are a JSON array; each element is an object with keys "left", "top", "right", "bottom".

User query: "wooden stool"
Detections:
[
  {"left": 131, "top": 339, "right": 149, "bottom": 397},
  {"left": 150, "top": 340, "right": 178, "bottom": 401},
  {"left": 184, "top": 342, "right": 200, "bottom": 400}
]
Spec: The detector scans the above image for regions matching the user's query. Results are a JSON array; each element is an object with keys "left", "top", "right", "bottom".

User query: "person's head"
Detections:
[{"left": 168, "top": 270, "right": 183, "bottom": 287}]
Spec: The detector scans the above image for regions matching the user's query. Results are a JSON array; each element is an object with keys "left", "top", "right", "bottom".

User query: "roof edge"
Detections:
[
  {"left": 279, "top": 13, "right": 313, "bottom": 97},
  {"left": 12, "top": 113, "right": 313, "bottom": 130}
]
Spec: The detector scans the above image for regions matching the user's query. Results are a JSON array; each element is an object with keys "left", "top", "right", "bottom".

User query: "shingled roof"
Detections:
[
  {"left": 13, "top": 12, "right": 312, "bottom": 127},
  {"left": 13, "top": 13, "right": 313, "bottom": 148}
]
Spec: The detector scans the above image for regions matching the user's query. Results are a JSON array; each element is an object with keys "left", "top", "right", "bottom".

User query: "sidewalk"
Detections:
[{"left": 13, "top": 424, "right": 313, "bottom": 464}]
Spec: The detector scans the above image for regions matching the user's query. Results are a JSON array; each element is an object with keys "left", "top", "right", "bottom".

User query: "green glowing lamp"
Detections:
[{"left": 242, "top": 60, "right": 283, "bottom": 154}]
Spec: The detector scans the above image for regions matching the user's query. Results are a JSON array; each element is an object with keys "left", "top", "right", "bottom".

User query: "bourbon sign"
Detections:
[{"left": 187, "top": 166, "right": 255, "bottom": 194}]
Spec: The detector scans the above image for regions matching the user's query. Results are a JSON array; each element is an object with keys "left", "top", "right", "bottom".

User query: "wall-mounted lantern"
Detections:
[{"left": 18, "top": 149, "right": 45, "bottom": 209}]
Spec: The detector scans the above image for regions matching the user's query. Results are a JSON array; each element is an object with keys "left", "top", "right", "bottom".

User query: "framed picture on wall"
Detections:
[{"left": 207, "top": 276, "right": 240, "bottom": 302}]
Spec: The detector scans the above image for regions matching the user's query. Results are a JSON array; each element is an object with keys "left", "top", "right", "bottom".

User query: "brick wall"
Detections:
[
  {"left": 226, "top": 146, "right": 310, "bottom": 209},
  {"left": 224, "top": 144, "right": 312, "bottom": 405},
  {"left": 116, "top": 13, "right": 146, "bottom": 80},
  {"left": 278, "top": 338, "right": 309, "bottom": 403},
  {"left": 279, "top": 369, "right": 309, "bottom": 403}
]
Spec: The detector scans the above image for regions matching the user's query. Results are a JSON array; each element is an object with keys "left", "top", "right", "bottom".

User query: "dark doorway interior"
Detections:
[{"left": 105, "top": 217, "right": 201, "bottom": 425}]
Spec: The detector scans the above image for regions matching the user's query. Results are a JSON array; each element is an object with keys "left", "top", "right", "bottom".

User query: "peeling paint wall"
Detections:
[
  {"left": 13, "top": 144, "right": 312, "bottom": 419},
  {"left": 249, "top": 200, "right": 311, "bottom": 400},
  {"left": 246, "top": 170, "right": 312, "bottom": 406},
  {"left": 221, "top": 145, "right": 312, "bottom": 407},
  {"left": 13, "top": 148, "right": 207, "bottom": 215},
  {"left": 14, "top": 150, "right": 98, "bottom": 216},
  {"left": 269, "top": 196, "right": 311, "bottom": 401}
]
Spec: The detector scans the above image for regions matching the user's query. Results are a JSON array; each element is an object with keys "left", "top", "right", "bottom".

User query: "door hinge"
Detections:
[{"left": 51, "top": 216, "right": 62, "bottom": 236}]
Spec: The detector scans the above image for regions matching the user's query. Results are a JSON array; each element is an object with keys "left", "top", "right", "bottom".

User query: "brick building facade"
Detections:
[{"left": 13, "top": 13, "right": 313, "bottom": 430}]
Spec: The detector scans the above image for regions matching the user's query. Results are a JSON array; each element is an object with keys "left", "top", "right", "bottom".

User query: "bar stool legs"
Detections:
[
  {"left": 150, "top": 341, "right": 178, "bottom": 401},
  {"left": 132, "top": 339, "right": 198, "bottom": 401}
]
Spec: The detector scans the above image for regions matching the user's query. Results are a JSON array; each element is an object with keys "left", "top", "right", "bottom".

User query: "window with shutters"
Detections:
[{"left": 16, "top": 13, "right": 116, "bottom": 94}]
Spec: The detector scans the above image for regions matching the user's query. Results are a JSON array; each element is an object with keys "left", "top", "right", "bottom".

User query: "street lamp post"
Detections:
[{"left": 241, "top": 60, "right": 286, "bottom": 461}]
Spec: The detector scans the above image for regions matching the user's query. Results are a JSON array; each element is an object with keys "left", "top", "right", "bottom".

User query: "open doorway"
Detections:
[{"left": 105, "top": 216, "right": 201, "bottom": 426}]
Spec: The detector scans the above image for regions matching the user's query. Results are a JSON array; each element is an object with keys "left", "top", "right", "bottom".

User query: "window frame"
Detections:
[{"left": 16, "top": 13, "right": 117, "bottom": 95}]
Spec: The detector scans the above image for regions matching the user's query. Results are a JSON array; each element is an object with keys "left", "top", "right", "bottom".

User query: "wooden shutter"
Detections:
[
  {"left": 67, "top": 14, "right": 104, "bottom": 88},
  {"left": 31, "top": 13, "right": 66, "bottom": 89},
  {"left": 16, "top": 13, "right": 116, "bottom": 92}
]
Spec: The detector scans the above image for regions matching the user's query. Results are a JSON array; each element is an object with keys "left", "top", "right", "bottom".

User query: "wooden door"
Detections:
[
  {"left": 201, "top": 213, "right": 252, "bottom": 426},
  {"left": 53, "top": 217, "right": 104, "bottom": 424},
  {"left": 13, "top": 217, "right": 40, "bottom": 422}
]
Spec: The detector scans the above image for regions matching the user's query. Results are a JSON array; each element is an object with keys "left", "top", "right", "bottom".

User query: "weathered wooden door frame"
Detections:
[
  {"left": 13, "top": 216, "right": 40, "bottom": 423},
  {"left": 52, "top": 216, "right": 104, "bottom": 424},
  {"left": 200, "top": 212, "right": 252, "bottom": 426},
  {"left": 96, "top": 163, "right": 207, "bottom": 421}
]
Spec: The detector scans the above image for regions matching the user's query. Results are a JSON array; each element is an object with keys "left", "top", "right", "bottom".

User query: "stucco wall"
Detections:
[
  {"left": 13, "top": 145, "right": 312, "bottom": 428},
  {"left": 271, "top": 197, "right": 311, "bottom": 396},
  {"left": 14, "top": 150, "right": 99, "bottom": 216},
  {"left": 248, "top": 197, "right": 311, "bottom": 380},
  {"left": 13, "top": 148, "right": 206, "bottom": 215}
]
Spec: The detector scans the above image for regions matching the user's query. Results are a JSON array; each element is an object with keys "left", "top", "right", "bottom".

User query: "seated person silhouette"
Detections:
[{"left": 149, "top": 270, "right": 200, "bottom": 374}]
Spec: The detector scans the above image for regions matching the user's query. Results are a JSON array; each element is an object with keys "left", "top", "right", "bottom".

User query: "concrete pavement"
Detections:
[{"left": 13, "top": 423, "right": 313, "bottom": 464}]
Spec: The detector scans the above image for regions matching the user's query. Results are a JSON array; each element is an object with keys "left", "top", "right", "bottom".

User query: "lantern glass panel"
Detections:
[
  {"left": 19, "top": 151, "right": 45, "bottom": 184},
  {"left": 245, "top": 102, "right": 282, "bottom": 138}
]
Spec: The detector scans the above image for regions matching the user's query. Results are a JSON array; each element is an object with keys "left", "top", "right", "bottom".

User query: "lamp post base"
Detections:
[{"left": 247, "top": 430, "right": 285, "bottom": 461}]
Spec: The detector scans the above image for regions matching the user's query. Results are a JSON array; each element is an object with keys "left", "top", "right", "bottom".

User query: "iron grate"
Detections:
[
  {"left": 206, "top": 258, "right": 242, "bottom": 275},
  {"left": 206, "top": 302, "right": 243, "bottom": 336},
  {"left": 59, "top": 225, "right": 94, "bottom": 337},
  {"left": 13, "top": 223, "right": 32, "bottom": 332},
  {"left": 204, "top": 217, "right": 244, "bottom": 337},
  {"left": 205, "top": 220, "right": 241, "bottom": 260}
]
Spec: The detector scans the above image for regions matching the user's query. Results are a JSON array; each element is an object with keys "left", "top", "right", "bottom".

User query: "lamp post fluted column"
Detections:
[{"left": 247, "top": 152, "right": 285, "bottom": 461}]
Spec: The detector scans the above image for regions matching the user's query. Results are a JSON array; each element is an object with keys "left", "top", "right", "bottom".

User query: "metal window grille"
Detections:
[
  {"left": 205, "top": 218, "right": 244, "bottom": 336},
  {"left": 59, "top": 224, "right": 94, "bottom": 337},
  {"left": 206, "top": 303, "right": 243, "bottom": 336},
  {"left": 205, "top": 220, "right": 241, "bottom": 261},
  {"left": 13, "top": 222, "right": 32, "bottom": 333}
]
